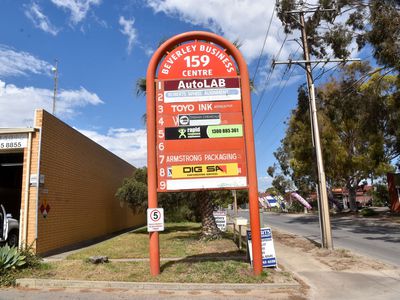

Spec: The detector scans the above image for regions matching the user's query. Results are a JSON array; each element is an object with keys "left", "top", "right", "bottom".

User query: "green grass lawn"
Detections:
[
  {"left": 16, "top": 222, "right": 296, "bottom": 284},
  {"left": 67, "top": 222, "right": 243, "bottom": 259}
]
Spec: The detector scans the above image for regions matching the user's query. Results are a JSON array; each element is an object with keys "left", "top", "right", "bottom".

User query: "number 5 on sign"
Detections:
[{"left": 147, "top": 208, "right": 164, "bottom": 232}]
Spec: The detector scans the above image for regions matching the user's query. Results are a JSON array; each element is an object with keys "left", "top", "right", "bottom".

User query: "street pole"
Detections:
[
  {"left": 298, "top": 11, "right": 333, "bottom": 249},
  {"left": 233, "top": 190, "right": 238, "bottom": 217},
  {"left": 274, "top": 2, "right": 361, "bottom": 248}
]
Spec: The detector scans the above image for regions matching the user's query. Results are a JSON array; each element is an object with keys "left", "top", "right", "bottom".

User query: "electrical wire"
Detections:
[
  {"left": 254, "top": 45, "right": 301, "bottom": 135},
  {"left": 255, "top": 64, "right": 297, "bottom": 136},
  {"left": 253, "top": 34, "right": 288, "bottom": 118},
  {"left": 252, "top": 2, "right": 277, "bottom": 82}
]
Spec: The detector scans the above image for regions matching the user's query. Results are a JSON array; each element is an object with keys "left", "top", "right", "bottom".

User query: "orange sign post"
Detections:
[{"left": 146, "top": 31, "right": 263, "bottom": 276}]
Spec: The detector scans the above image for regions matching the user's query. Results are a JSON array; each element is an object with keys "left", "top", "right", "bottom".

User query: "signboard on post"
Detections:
[
  {"left": 147, "top": 208, "right": 164, "bottom": 232},
  {"left": 155, "top": 41, "right": 247, "bottom": 192},
  {"left": 247, "top": 228, "right": 277, "bottom": 268},
  {"left": 213, "top": 210, "right": 227, "bottom": 232},
  {"left": 146, "top": 31, "right": 263, "bottom": 276}
]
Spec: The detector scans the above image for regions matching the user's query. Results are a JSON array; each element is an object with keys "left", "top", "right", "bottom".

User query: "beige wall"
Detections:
[{"left": 24, "top": 109, "right": 145, "bottom": 255}]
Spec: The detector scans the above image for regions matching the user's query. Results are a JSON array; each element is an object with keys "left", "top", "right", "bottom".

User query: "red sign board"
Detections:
[
  {"left": 146, "top": 31, "right": 263, "bottom": 277},
  {"left": 155, "top": 41, "right": 247, "bottom": 192},
  {"left": 158, "top": 41, "right": 237, "bottom": 79}
]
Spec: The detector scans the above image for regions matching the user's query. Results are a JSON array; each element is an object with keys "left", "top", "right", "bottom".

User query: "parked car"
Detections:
[{"left": 0, "top": 204, "right": 19, "bottom": 247}]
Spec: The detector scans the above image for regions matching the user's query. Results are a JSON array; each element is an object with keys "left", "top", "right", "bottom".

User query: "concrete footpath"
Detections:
[{"left": 275, "top": 233, "right": 400, "bottom": 300}]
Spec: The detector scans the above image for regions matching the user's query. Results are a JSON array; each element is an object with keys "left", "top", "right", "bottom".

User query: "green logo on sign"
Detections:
[{"left": 178, "top": 128, "right": 187, "bottom": 138}]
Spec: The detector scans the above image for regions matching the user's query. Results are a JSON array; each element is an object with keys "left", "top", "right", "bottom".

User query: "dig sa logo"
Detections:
[{"left": 182, "top": 165, "right": 224, "bottom": 173}]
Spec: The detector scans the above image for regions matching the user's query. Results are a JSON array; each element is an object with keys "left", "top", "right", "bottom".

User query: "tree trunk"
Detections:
[
  {"left": 198, "top": 191, "right": 222, "bottom": 240},
  {"left": 347, "top": 183, "right": 358, "bottom": 212}
]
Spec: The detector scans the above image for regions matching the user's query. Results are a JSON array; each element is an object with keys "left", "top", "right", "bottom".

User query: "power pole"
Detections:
[
  {"left": 232, "top": 190, "right": 238, "bottom": 217},
  {"left": 274, "top": 2, "right": 360, "bottom": 249},
  {"left": 52, "top": 59, "right": 58, "bottom": 116}
]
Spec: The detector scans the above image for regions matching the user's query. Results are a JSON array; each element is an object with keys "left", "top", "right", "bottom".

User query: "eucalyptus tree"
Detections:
[{"left": 274, "top": 62, "right": 396, "bottom": 210}]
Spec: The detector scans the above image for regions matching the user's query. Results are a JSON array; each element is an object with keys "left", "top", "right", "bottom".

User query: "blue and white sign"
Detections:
[{"left": 247, "top": 227, "right": 277, "bottom": 268}]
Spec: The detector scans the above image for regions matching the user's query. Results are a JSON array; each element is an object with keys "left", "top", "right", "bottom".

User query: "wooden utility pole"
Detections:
[
  {"left": 233, "top": 190, "right": 238, "bottom": 217},
  {"left": 298, "top": 10, "right": 332, "bottom": 249},
  {"left": 274, "top": 2, "right": 360, "bottom": 249}
]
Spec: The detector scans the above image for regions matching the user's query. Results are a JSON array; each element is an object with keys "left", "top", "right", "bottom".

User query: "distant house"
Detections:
[{"left": 332, "top": 185, "right": 373, "bottom": 209}]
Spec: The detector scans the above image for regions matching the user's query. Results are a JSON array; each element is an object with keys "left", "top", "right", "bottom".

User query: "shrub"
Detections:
[
  {"left": 0, "top": 245, "right": 26, "bottom": 271},
  {"left": 371, "top": 184, "right": 389, "bottom": 207},
  {"left": 0, "top": 269, "right": 18, "bottom": 286},
  {"left": 360, "top": 207, "right": 378, "bottom": 217},
  {"left": 19, "top": 246, "right": 42, "bottom": 269},
  {"left": 0, "top": 245, "right": 42, "bottom": 287},
  {"left": 287, "top": 200, "right": 305, "bottom": 213},
  {"left": 165, "top": 205, "right": 197, "bottom": 222}
]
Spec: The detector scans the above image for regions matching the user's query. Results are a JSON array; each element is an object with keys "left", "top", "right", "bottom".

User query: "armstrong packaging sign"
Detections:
[{"left": 154, "top": 40, "right": 248, "bottom": 192}]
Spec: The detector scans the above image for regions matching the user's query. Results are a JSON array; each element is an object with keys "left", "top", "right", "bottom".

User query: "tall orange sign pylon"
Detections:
[{"left": 146, "top": 31, "right": 263, "bottom": 276}]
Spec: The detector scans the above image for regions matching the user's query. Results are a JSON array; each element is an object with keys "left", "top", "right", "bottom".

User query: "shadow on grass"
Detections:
[
  {"left": 160, "top": 250, "right": 248, "bottom": 272},
  {"left": 128, "top": 224, "right": 201, "bottom": 235},
  {"left": 164, "top": 232, "right": 200, "bottom": 242}
]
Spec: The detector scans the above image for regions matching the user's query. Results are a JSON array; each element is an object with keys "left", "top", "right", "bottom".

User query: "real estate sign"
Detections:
[
  {"left": 247, "top": 227, "right": 277, "bottom": 268},
  {"left": 213, "top": 210, "right": 227, "bottom": 232}
]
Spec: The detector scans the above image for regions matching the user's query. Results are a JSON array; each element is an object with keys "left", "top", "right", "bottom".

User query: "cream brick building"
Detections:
[{"left": 0, "top": 109, "right": 145, "bottom": 255}]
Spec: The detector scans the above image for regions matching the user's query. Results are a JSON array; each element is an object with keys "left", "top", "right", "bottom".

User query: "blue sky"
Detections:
[{"left": 0, "top": 0, "right": 350, "bottom": 191}]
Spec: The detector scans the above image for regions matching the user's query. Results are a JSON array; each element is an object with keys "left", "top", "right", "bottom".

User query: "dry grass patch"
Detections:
[{"left": 273, "top": 230, "right": 388, "bottom": 271}]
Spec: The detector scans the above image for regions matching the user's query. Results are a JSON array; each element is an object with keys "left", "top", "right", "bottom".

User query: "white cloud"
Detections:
[
  {"left": 258, "top": 176, "right": 273, "bottom": 192},
  {"left": 119, "top": 16, "right": 137, "bottom": 54},
  {"left": 0, "top": 45, "right": 53, "bottom": 78},
  {"left": 51, "top": 0, "right": 101, "bottom": 24},
  {"left": 24, "top": 2, "right": 60, "bottom": 36},
  {"left": 146, "top": 0, "right": 296, "bottom": 62},
  {"left": 142, "top": 45, "right": 154, "bottom": 57},
  {"left": 0, "top": 80, "right": 104, "bottom": 127},
  {"left": 78, "top": 128, "right": 147, "bottom": 167}
]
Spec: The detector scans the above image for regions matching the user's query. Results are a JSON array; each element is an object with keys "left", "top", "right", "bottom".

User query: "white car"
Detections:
[{"left": 0, "top": 204, "right": 19, "bottom": 247}]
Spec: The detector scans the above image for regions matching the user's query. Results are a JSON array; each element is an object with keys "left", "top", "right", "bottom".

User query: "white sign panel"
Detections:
[
  {"left": 247, "top": 227, "right": 277, "bottom": 268},
  {"left": 164, "top": 88, "right": 241, "bottom": 103},
  {"left": 147, "top": 208, "right": 164, "bottom": 232},
  {"left": 213, "top": 210, "right": 227, "bottom": 232},
  {"left": 166, "top": 176, "right": 247, "bottom": 190},
  {"left": 178, "top": 114, "right": 221, "bottom": 126},
  {"left": 0, "top": 134, "right": 28, "bottom": 149}
]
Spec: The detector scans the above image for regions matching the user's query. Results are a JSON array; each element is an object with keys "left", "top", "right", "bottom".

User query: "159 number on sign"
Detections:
[{"left": 183, "top": 55, "right": 210, "bottom": 68}]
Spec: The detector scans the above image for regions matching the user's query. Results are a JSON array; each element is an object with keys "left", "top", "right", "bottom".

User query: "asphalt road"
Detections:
[{"left": 235, "top": 210, "right": 400, "bottom": 267}]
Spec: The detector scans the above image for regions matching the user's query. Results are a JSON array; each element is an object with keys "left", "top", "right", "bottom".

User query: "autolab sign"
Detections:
[{"left": 155, "top": 40, "right": 248, "bottom": 191}]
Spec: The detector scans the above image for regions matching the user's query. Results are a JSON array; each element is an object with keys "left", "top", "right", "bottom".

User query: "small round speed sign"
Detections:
[
  {"left": 147, "top": 208, "right": 164, "bottom": 232},
  {"left": 150, "top": 209, "right": 161, "bottom": 222}
]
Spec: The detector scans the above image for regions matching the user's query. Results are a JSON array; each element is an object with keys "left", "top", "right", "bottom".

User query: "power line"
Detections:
[
  {"left": 254, "top": 45, "right": 301, "bottom": 135},
  {"left": 251, "top": 2, "right": 277, "bottom": 82},
  {"left": 313, "top": 60, "right": 342, "bottom": 82},
  {"left": 253, "top": 34, "right": 288, "bottom": 118},
  {"left": 255, "top": 64, "right": 297, "bottom": 136}
]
